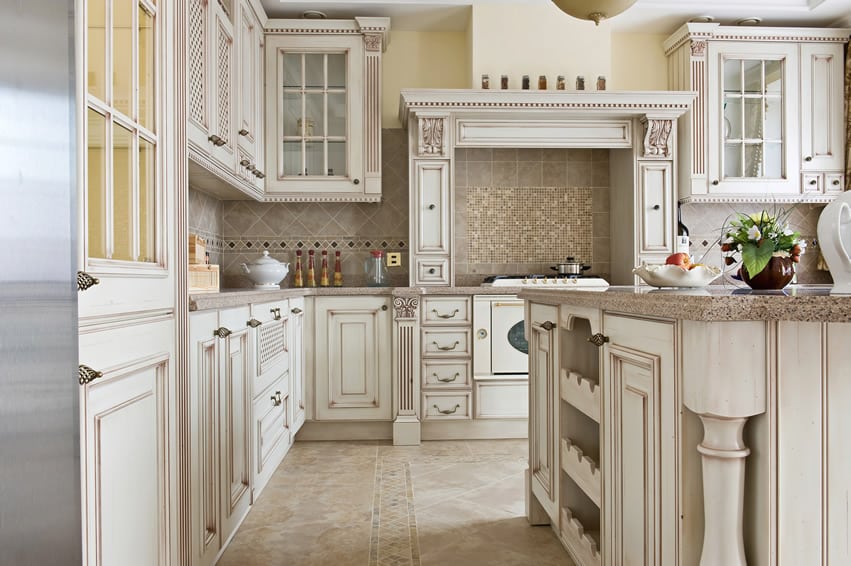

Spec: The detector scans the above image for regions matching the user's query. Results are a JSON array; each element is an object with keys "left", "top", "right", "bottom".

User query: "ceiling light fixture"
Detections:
[{"left": 550, "top": 0, "right": 638, "bottom": 26}]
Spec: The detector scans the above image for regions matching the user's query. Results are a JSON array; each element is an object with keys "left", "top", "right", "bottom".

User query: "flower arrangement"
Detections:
[{"left": 720, "top": 208, "right": 805, "bottom": 278}]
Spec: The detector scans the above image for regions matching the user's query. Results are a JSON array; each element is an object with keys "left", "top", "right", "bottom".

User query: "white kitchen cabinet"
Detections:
[
  {"left": 313, "top": 296, "right": 392, "bottom": 420},
  {"left": 235, "top": 1, "right": 265, "bottom": 186},
  {"left": 665, "top": 23, "right": 850, "bottom": 202},
  {"left": 289, "top": 297, "right": 306, "bottom": 433},
  {"left": 638, "top": 161, "right": 673, "bottom": 255},
  {"left": 249, "top": 300, "right": 290, "bottom": 401},
  {"left": 263, "top": 18, "right": 389, "bottom": 202},
  {"left": 411, "top": 160, "right": 452, "bottom": 285}
]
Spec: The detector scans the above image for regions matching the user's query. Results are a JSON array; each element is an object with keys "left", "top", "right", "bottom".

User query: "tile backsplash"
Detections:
[{"left": 188, "top": 187, "right": 224, "bottom": 266}]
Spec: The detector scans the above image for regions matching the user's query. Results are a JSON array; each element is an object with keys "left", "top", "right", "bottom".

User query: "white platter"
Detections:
[{"left": 633, "top": 264, "right": 722, "bottom": 288}]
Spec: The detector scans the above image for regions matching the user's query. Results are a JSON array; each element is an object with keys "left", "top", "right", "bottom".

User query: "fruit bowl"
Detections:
[{"left": 632, "top": 264, "right": 722, "bottom": 288}]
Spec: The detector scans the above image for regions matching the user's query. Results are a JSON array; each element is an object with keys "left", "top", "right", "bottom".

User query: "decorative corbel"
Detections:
[
  {"left": 690, "top": 40, "right": 707, "bottom": 57},
  {"left": 641, "top": 117, "right": 673, "bottom": 158},
  {"left": 393, "top": 296, "right": 419, "bottom": 320},
  {"left": 363, "top": 33, "right": 382, "bottom": 52},
  {"left": 417, "top": 116, "right": 447, "bottom": 157}
]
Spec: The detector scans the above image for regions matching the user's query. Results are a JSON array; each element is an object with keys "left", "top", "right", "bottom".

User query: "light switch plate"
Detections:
[{"left": 386, "top": 252, "right": 401, "bottom": 267}]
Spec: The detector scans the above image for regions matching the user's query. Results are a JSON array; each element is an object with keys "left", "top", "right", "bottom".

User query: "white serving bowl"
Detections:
[
  {"left": 632, "top": 264, "right": 722, "bottom": 288},
  {"left": 241, "top": 251, "right": 290, "bottom": 289}
]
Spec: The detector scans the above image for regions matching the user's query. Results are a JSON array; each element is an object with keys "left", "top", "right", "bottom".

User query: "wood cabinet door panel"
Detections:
[{"left": 800, "top": 43, "right": 844, "bottom": 173}]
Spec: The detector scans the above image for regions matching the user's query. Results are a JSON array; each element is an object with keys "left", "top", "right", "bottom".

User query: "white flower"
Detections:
[
  {"left": 747, "top": 225, "right": 761, "bottom": 241},
  {"left": 783, "top": 227, "right": 794, "bottom": 236},
  {"left": 723, "top": 236, "right": 734, "bottom": 244},
  {"left": 737, "top": 243, "right": 743, "bottom": 251}
]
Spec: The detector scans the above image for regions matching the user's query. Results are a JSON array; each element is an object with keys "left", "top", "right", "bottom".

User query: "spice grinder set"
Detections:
[{"left": 480, "top": 74, "right": 606, "bottom": 91}]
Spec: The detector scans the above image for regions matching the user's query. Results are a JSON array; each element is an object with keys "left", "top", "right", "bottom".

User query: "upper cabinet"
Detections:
[
  {"left": 665, "top": 24, "right": 849, "bottom": 203},
  {"left": 264, "top": 18, "right": 389, "bottom": 202}
]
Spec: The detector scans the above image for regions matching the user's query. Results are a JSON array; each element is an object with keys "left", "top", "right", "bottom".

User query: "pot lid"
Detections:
[{"left": 245, "top": 250, "right": 286, "bottom": 266}]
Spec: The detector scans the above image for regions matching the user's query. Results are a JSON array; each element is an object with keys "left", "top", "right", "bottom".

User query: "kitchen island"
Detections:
[{"left": 520, "top": 285, "right": 851, "bottom": 566}]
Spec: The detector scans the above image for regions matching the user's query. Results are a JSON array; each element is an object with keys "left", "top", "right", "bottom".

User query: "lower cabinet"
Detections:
[
  {"left": 314, "top": 295, "right": 392, "bottom": 420},
  {"left": 289, "top": 297, "right": 306, "bottom": 433}
]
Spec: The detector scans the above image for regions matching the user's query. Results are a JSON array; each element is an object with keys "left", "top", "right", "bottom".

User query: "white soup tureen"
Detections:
[{"left": 241, "top": 251, "right": 290, "bottom": 289}]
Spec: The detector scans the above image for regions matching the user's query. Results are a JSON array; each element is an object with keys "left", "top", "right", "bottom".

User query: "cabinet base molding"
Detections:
[
  {"left": 421, "top": 419, "right": 527, "bottom": 440},
  {"left": 295, "top": 421, "right": 393, "bottom": 441},
  {"left": 393, "top": 415, "right": 421, "bottom": 446}
]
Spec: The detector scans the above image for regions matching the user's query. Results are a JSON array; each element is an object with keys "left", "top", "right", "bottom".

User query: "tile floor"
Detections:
[{"left": 219, "top": 439, "right": 575, "bottom": 566}]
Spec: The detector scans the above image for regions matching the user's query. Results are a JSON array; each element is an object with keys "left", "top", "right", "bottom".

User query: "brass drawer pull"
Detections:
[
  {"left": 588, "top": 333, "right": 610, "bottom": 347},
  {"left": 434, "top": 372, "right": 460, "bottom": 383},
  {"left": 291, "top": 307, "right": 302, "bottom": 314},
  {"left": 213, "top": 327, "right": 232, "bottom": 338},
  {"left": 78, "top": 364, "right": 103, "bottom": 386},
  {"left": 539, "top": 321, "right": 555, "bottom": 331},
  {"left": 247, "top": 318, "right": 262, "bottom": 328},
  {"left": 238, "top": 128, "right": 249, "bottom": 136},
  {"left": 271, "top": 307, "right": 282, "bottom": 320},
  {"left": 433, "top": 403, "right": 461, "bottom": 415},
  {"left": 271, "top": 391, "right": 283, "bottom": 406},
  {"left": 433, "top": 340, "right": 460, "bottom": 351},
  {"left": 432, "top": 308, "right": 459, "bottom": 319},
  {"left": 77, "top": 271, "right": 100, "bottom": 292}
]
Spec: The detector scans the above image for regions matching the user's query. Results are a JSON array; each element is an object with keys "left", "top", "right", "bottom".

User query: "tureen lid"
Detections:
[{"left": 246, "top": 250, "right": 285, "bottom": 266}]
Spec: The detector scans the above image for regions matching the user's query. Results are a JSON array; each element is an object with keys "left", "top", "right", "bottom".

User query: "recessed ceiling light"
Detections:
[
  {"left": 302, "top": 10, "right": 327, "bottom": 20},
  {"left": 688, "top": 16, "right": 714, "bottom": 23},
  {"left": 735, "top": 17, "right": 762, "bottom": 26}
]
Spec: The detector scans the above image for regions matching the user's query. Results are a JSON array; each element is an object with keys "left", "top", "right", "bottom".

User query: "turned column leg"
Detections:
[{"left": 696, "top": 415, "right": 750, "bottom": 566}]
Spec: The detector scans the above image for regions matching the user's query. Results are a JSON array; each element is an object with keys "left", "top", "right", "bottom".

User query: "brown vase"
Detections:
[{"left": 740, "top": 256, "right": 795, "bottom": 290}]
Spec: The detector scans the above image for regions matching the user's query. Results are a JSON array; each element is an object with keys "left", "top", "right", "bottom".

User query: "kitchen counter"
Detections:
[
  {"left": 520, "top": 284, "right": 851, "bottom": 322},
  {"left": 189, "top": 285, "right": 527, "bottom": 311}
]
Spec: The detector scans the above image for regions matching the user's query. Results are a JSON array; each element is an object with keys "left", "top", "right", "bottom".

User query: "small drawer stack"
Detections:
[{"left": 421, "top": 296, "right": 472, "bottom": 420}]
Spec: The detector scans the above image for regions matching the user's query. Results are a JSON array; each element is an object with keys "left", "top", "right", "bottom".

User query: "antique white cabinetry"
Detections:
[
  {"left": 411, "top": 160, "right": 452, "bottom": 285},
  {"left": 188, "top": 307, "right": 254, "bottom": 566},
  {"left": 313, "top": 295, "right": 392, "bottom": 420},
  {"left": 665, "top": 23, "right": 849, "bottom": 202},
  {"left": 235, "top": 1, "right": 265, "bottom": 188},
  {"left": 289, "top": 297, "right": 307, "bottom": 433},
  {"left": 421, "top": 297, "right": 473, "bottom": 420},
  {"left": 263, "top": 18, "right": 389, "bottom": 202}
]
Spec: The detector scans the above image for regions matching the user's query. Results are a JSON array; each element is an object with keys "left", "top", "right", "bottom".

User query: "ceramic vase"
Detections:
[{"left": 740, "top": 256, "right": 795, "bottom": 290}]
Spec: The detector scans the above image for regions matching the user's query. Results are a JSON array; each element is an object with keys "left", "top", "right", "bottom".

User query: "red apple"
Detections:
[{"left": 665, "top": 252, "right": 691, "bottom": 270}]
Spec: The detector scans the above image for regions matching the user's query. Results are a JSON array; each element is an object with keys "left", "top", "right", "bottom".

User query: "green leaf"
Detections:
[{"left": 741, "top": 240, "right": 775, "bottom": 278}]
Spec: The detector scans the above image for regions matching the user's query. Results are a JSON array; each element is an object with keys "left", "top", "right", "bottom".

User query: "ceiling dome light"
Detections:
[{"left": 551, "top": 0, "right": 638, "bottom": 25}]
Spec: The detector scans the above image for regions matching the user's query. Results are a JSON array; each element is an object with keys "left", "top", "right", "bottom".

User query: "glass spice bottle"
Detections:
[
  {"left": 500, "top": 75, "right": 509, "bottom": 89},
  {"left": 521, "top": 75, "right": 530, "bottom": 90},
  {"left": 538, "top": 75, "right": 547, "bottom": 90},
  {"left": 306, "top": 249, "right": 316, "bottom": 287},
  {"left": 319, "top": 250, "right": 330, "bottom": 287},
  {"left": 481, "top": 74, "right": 490, "bottom": 89},
  {"left": 293, "top": 250, "right": 303, "bottom": 288},
  {"left": 576, "top": 75, "right": 585, "bottom": 90},
  {"left": 556, "top": 75, "right": 566, "bottom": 90},
  {"left": 333, "top": 250, "right": 343, "bottom": 287},
  {"left": 597, "top": 75, "right": 606, "bottom": 90}
]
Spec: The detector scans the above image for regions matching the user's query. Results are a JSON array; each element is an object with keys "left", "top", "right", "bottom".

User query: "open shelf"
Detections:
[
  {"left": 561, "top": 437, "right": 601, "bottom": 507},
  {"left": 560, "top": 506, "right": 601, "bottom": 566},
  {"left": 560, "top": 368, "right": 600, "bottom": 423}
]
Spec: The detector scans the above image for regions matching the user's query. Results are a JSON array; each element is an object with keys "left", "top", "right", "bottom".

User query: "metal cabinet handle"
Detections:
[
  {"left": 240, "top": 158, "right": 250, "bottom": 167},
  {"left": 255, "top": 171, "right": 265, "bottom": 179},
  {"left": 804, "top": 155, "right": 813, "bottom": 162},
  {"left": 238, "top": 128, "right": 249, "bottom": 136},
  {"left": 428, "top": 204, "right": 436, "bottom": 210},
  {"left": 428, "top": 268, "right": 436, "bottom": 274},
  {"left": 652, "top": 204, "right": 660, "bottom": 210},
  {"left": 588, "top": 333, "right": 610, "bottom": 347},
  {"left": 353, "top": 178, "right": 360, "bottom": 185},
  {"left": 809, "top": 179, "right": 818, "bottom": 185},
  {"left": 213, "top": 327, "right": 232, "bottom": 338},
  {"left": 435, "top": 372, "right": 460, "bottom": 383},
  {"left": 433, "top": 340, "right": 460, "bottom": 351},
  {"left": 433, "top": 403, "right": 460, "bottom": 415},
  {"left": 540, "top": 321, "right": 556, "bottom": 331},
  {"left": 77, "top": 271, "right": 100, "bottom": 291},
  {"left": 291, "top": 307, "right": 302, "bottom": 314},
  {"left": 432, "top": 308, "right": 459, "bottom": 319},
  {"left": 208, "top": 134, "right": 222, "bottom": 144},
  {"left": 246, "top": 164, "right": 257, "bottom": 172},
  {"left": 476, "top": 328, "right": 488, "bottom": 339},
  {"left": 271, "top": 307, "right": 281, "bottom": 320},
  {"left": 833, "top": 179, "right": 841, "bottom": 186},
  {"left": 271, "top": 391, "right": 283, "bottom": 406},
  {"left": 381, "top": 305, "right": 388, "bottom": 311},
  {"left": 712, "top": 179, "right": 719, "bottom": 186},
  {"left": 78, "top": 364, "right": 103, "bottom": 386},
  {"left": 247, "top": 318, "right": 262, "bottom": 328}
]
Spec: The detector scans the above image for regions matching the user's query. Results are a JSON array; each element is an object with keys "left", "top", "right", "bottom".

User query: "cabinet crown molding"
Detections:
[
  {"left": 664, "top": 22, "right": 851, "bottom": 55},
  {"left": 263, "top": 16, "right": 390, "bottom": 51}
]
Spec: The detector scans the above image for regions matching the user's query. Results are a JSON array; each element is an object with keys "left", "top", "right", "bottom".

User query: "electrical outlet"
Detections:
[{"left": 386, "top": 252, "right": 402, "bottom": 267}]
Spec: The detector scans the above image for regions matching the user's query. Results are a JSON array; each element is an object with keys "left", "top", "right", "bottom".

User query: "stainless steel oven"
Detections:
[{"left": 473, "top": 295, "right": 528, "bottom": 377}]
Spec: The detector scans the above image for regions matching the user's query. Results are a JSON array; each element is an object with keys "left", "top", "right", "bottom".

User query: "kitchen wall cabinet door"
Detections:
[
  {"left": 208, "top": 3, "right": 236, "bottom": 170},
  {"left": 289, "top": 297, "right": 307, "bottom": 433},
  {"left": 528, "top": 302, "right": 560, "bottom": 524},
  {"left": 314, "top": 296, "right": 392, "bottom": 420},
  {"left": 638, "top": 161, "right": 673, "bottom": 256},
  {"left": 235, "top": 1, "right": 264, "bottom": 185},
  {"left": 602, "top": 314, "right": 677, "bottom": 566}
]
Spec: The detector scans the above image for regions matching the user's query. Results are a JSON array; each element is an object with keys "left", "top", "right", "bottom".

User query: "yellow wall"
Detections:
[
  {"left": 610, "top": 33, "right": 669, "bottom": 90},
  {"left": 382, "top": 30, "right": 470, "bottom": 128}
]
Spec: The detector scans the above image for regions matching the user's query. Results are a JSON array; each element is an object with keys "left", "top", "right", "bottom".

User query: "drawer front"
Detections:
[
  {"left": 251, "top": 299, "right": 289, "bottom": 324},
  {"left": 415, "top": 257, "right": 450, "bottom": 286},
  {"left": 825, "top": 173, "right": 845, "bottom": 194},
  {"left": 253, "top": 317, "right": 289, "bottom": 399},
  {"left": 422, "top": 328, "right": 472, "bottom": 357},
  {"left": 253, "top": 378, "right": 290, "bottom": 483},
  {"left": 422, "top": 391, "right": 472, "bottom": 421},
  {"left": 474, "top": 378, "right": 529, "bottom": 419},
  {"left": 802, "top": 173, "right": 822, "bottom": 193},
  {"left": 422, "top": 296, "right": 472, "bottom": 326},
  {"left": 423, "top": 360, "right": 472, "bottom": 388}
]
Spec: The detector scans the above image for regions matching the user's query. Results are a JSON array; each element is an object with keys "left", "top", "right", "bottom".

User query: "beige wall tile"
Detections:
[
  {"left": 467, "top": 161, "right": 493, "bottom": 187},
  {"left": 493, "top": 161, "right": 518, "bottom": 187},
  {"left": 567, "top": 161, "right": 592, "bottom": 187},
  {"left": 517, "top": 162, "right": 542, "bottom": 187},
  {"left": 542, "top": 161, "right": 567, "bottom": 187}
]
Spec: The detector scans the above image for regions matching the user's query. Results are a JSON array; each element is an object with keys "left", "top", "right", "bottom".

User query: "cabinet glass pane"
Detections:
[
  {"left": 327, "top": 92, "right": 346, "bottom": 137},
  {"left": 113, "top": 0, "right": 133, "bottom": 116},
  {"left": 138, "top": 5, "right": 154, "bottom": 131},
  {"left": 724, "top": 60, "right": 741, "bottom": 92},
  {"left": 765, "top": 60, "right": 782, "bottom": 93},
  {"left": 87, "top": 109, "right": 108, "bottom": 259},
  {"left": 725, "top": 143, "right": 742, "bottom": 178},
  {"left": 328, "top": 141, "right": 346, "bottom": 177},
  {"left": 304, "top": 53, "right": 324, "bottom": 90},
  {"left": 764, "top": 97, "right": 782, "bottom": 140},
  {"left": 742, "top": 60, "right": 762, "bottom": 93},
  {"left": 724, "top": 99, "right": 742, "bottom": 140},
  {"left": 283, "top": 92, "right": 301, "bottom": 137},
  {"left": 764, "top": 143, "right": 783, "bottom": 178},
  {"left": 327, "top": 54, "right": 346, "bottom": 88},
  {"left": 304, "top": 93, "right": 324, "bottom": 137},
  {"left": 112, "top": 123, "right": 134, "bottom": 261},
  {"left": 305, "top": 141, "right": 324, "bottom": 176},
  {"left": 743, "top": 98, "right": 763, "bottom": 139},
  {"left": 87, "top": 0, "right": 106, "bottom": 99},
  {"left": 744, "top": 144, "right": 764, "bottom": 177},
  {"left": 283, "top": 53, "right": 301, "bottom": 88},
  {"left": 283, "top": 141, "right": 303, "bottom": 176},
  {"left": 139, "top": 138, "right": 155, "bottom": 263}
]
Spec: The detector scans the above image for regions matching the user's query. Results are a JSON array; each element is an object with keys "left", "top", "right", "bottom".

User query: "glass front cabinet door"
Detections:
[{"left": 264, "top": 19, "right": 388, "bottom": 202}]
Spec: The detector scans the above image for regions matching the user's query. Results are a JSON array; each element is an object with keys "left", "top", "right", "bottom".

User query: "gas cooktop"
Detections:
[{"left": 481, "top": 275, "right": 610, "bottom": 288}]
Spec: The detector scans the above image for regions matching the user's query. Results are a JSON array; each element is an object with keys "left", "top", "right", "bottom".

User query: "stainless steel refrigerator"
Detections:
[{"left": 0, "top": 0, "right": 82, "bottom": 563}]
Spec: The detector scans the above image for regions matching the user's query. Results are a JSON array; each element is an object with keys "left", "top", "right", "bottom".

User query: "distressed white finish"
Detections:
[
  {"left": 473, "top": 376, "right": 529, "bottom": 419},
  {"left": 411, "top": 159, "right": 451, "bottom": 285},
  {"left": 392, "top": 295, "right": 421, "bottom": 445},
  {"left": 289, "top": 297, "right": 306, "bottom": 434}
]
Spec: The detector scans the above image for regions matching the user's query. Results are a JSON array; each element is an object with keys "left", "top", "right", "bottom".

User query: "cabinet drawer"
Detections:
[
  {"left": 422, "top": 328, "right": 472, "bottom": 357},
  {"left": 252, "top": 378, "right": 290, "bottom": 492},
  {"left": 802, "top": 173, "right": 822, "bottom": 193},
  {"left": 422, "top": 297, "right": 472, "bottom": 326},
  {"left": 825, "top": 173, "right": 844, "bottom": 194},
  {"left": 474, "top": 377, "right": 528, "bottom": 419},
  {"left": 415, "top": 257, "right": 450, "bottom": 285},
  {"left": 423, "top": 360, "right": 471, "bottom": 388},
  {"left": 251, "top": 300, "right": 289, "bottom": 324},
  {"left": 422, "top": 391, "right": 472, "bottom": 421}
]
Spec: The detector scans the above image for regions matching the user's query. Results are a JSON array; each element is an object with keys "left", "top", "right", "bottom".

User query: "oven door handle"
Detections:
[{"left": 492, "top": 302, "right": 523, "bottom": 307}]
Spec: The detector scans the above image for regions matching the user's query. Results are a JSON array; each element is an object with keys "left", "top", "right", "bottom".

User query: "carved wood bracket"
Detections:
[
  {"left": 364, "top": 33, "right": 382, "bottom": 52},
  {"left": 393, "top": 296, "right": 419, "bottom": 319},
  {"left": 641, "top": 118, "right": 673, "bottom": 158},
  {"left": 690, "top": 40, "right": 706, "bottom": 57},
  {"left": 417, "top": 116, "right": 447, "bottom": 157}
]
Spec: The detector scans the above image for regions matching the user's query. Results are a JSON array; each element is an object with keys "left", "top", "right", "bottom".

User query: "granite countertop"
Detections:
[{"left": 520, "top": 284, "right": 851, "bottom": 322}]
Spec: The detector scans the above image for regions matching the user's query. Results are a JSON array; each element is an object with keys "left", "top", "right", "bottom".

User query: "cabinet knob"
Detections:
[
  {"left": 652, "top": 204, "right": 660, "bottom": 210},
  {"left": 255, "top": 171, "right": 265, "bottom": 179},
  {"left": 208, "top": 134, "right": 221, "bottom": 144},
  {"left": 270, "top": 307, "right": 282, "bottom": 320},
  {"left": 246, "top": 164, "right": 257, "bottom": 172},
  {"left": 809, "top": 179, "right": 818, "bottom": 186},
  {"left": 291, "top": 307, "right": 302, "bottom": 314},
  {"left": 712, "top": 180, "right": 719, "bottom": 186},
  {"left": 78, "top": 364, "right": 103, "bottom": 386},
  {"left": 77, "top": 270, "right": 100, "bottom": 292},
  {"left": 213, "top": 327, "right": 232, "bottom": 338},
  {"left": 353, "top": 178, "right": 360, "bottom": 185},
  {"left": 428, "top": 268, "right": 436, "bottom": 274},
  {"left": 833, "top": 179, "right": 841, "bottom": 186},
  {"left": 381, "top": 305, "right": 388, "bottom": 311},
  {"left": 238, "top": 128, "right": 249, "bottom": 136},
  {"left": 477, "top": 328, "right": 488, "bottom": 339},
  {"left": 588, "top": 333, "right": 610, "bottom": 347},
  {"left": 804, "top": 155, "right": 813, "bottom": 162},
  {"left": 247, "top": 318, "right": 262, "bottom": 328},
  {"left": 428, "top": 204, "right": 436, "bottom": 210},
  {"left": 540, "top": 321, "right": 556, "bottom": 332},
  {"left": 271, "top": 391, "right": 283, "bottom": 406},
  {"left": 239, "top": 158, "right": 250, "bottom": 167}
]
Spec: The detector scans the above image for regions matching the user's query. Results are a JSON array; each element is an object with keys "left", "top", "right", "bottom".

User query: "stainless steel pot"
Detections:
[{"left": 550, "top": 257, "right": 591, "bottom": 275}]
